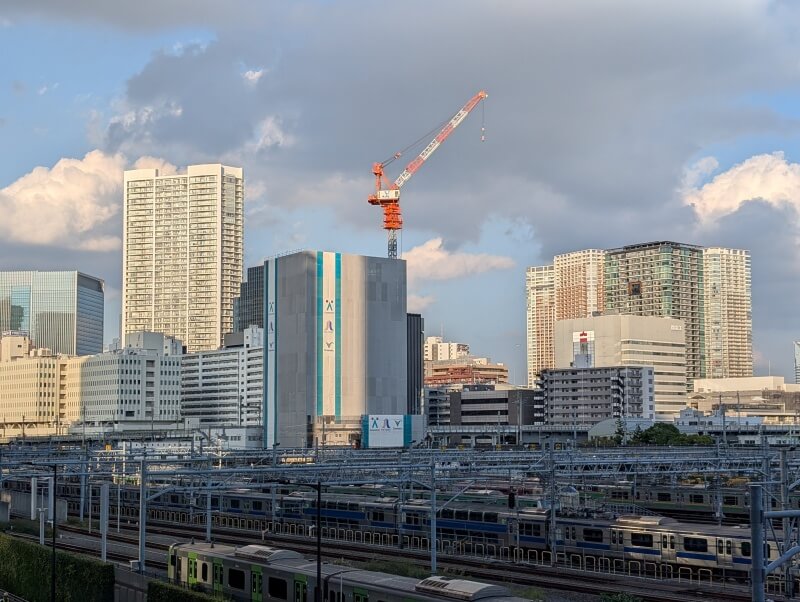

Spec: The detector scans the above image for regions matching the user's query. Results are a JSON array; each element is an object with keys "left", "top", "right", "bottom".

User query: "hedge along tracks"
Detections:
[{"left": 52, "top": 520, "right": 760, "bottom": 602}]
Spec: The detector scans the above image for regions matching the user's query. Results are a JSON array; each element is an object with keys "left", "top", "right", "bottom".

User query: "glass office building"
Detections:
[{"left": 0, "top": 271, "right": 104, "bottom": 355}]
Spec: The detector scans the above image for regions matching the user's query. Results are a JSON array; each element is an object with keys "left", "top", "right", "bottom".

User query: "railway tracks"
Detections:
[{"left": 49, "top": 520, "right": 758, "bottom": 602}]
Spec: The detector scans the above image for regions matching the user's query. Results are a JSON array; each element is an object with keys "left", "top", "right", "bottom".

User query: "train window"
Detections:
[
  {"left": 723, "top": 496, "right": 738, "bottom": 506},
  {"left": 484, "top": 513, "right": 498, "bottom": 523},
  {"left": 230, "top": 499, "right": 240, "bottom": 509},
  {"left": 372, "top": 511, "right": 385, "bottom": 522},
  {"left": 170, "top": 552, "right": 176, "bottom": 566},
  {"left": 661, "top": 535, "right": 667, "bottom": 549},
  {"left": 657, "top": 493, "right": 671, "bottom": 502},
  {"left": 202, "top": 562, "right": 208, "bottom": 582},
  {"left": 631, "top": 533, "right": 653, "bottom": 548},
  {"left": 253, "top": 501, "right": 263, "bottom": 511},
  {"left": 741, "top": 542, "right": 751, "bottom": 557},
  {"left": 228, "top": 568, "right": 245, "bottom": 590},
  {"left": 441, "top": 509, "right": 454, "bottom": 519},
  {"left": 611, "top": 531, "right": 617, "bottom": 544},
  {"left": 717, "top": 540, "right": 724, "bottom": 554},
  {"left": 771, "top": 499, "right": 778, "bottom": 508},
  {"left": 726, "top": 541, "right": 732, "bottom": 555},
  {"left": 669, "top": 536, "right": 675, "bottom": 550},
  {"left": 354, "top": 593, "right": 368, "bottom": 602},
  {"left": 572, "top": 527, "right": 576, "bottom": 540},
  {"left": 269, "top": 577, "right": 288, "bottom": 600},
  {"left": 469, "top": 511, "right": 482, "bottom": 522},
  {"left": 455, "top": 510, "right": 469, "bottom": 521},
  {"left": 584, "top": 528, "right": 603, "bottom": 543},
  {"left": 689, "top": 494, "right": 704, "bottom": 504},
  {"left": 684, "top": 537, "right": 708, "bottom": 553}
]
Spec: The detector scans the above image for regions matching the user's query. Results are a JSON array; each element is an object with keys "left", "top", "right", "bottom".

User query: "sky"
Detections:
[{"left": 1, "top": 1, "right": 800, "bottom": 382}]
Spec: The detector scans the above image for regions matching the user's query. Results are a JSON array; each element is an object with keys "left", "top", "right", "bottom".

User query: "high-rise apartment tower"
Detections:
[
  {"left": 122, "top": 164, "right": 244, "bottom": 353},
  {"left": 525, "top": 265, "right": 555, "bottom": 386},
  {"left": 604, "top": 242, "right": 705, "bottom": 386},
  {"left": 554, "top": 249, "right": 606, "bottom": 320},
  {"left": 703, "top": 247, "right": 752, "bottom": 378}
]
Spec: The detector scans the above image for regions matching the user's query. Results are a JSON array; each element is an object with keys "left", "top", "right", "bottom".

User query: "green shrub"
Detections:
[{"left": 0, "top": 533, "right": 115, "bottom": 602}]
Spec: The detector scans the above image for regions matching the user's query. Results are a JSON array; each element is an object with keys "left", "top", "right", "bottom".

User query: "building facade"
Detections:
[
  {"left": 424, "top": 357, "right": 509, "bottom": 387},
  {"left": 554, "top": 314, "right": 686, "bottom": 419},
  {"left": 604, "top": 241, "right": 704, "bottom": 386},
  {"left": 525, "top": 265, "right": 555, "bottom": 385},
  {"left": 554, "top": 249, "right": 606, "bottom": 321},
  {"left": 407, "top": 314, "right": 424, "bottom": 415},
  {"left": 423, "top": 336, "right": 469, "bottom": 362},
  {"left": 233, "top": 265, "right": 265, "bottom": 332},
  {"left": 0, "top": 271, "right": 104, "bottom": 356},
  {"left": 703, "top": 248, "right": 752, "bottom": 379},
  {"left": 537, "top": 365, "right": 655, "bottom": 426},
  {"left": 122, "top": 164, "right": 244, "bottom": 352},
  {"left": 181, "top": 326, "right": 264, "bottom": 428},
  {"left": 260, "top": 251, "right": 407, "bottom": 448},
  {"left": 796, "top": 342, "right": 800, "bottom": 385}
]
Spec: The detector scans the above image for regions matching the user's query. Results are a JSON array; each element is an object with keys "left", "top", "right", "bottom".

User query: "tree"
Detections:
[{"left": 612, "top": 418, "right": 627, "bottom": 445}]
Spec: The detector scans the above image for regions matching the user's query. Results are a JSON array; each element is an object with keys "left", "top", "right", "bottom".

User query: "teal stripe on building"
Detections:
[
  {"left": 335, "top": 253, "right": 341, "bottom": 418},
  {"left": 273, "top": 258, "right": 278, "bottom": 445},
  {"left": 316, "top": 252, "right": 323, "bottom": 416},
  {"left": 262, "top": 261, "right": 269, "bottom": 447}
]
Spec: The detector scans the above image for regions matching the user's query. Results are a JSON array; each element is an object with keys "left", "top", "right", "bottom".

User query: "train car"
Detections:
[{"left": 168, "top": 542, "right": 528, "bottom": 602}]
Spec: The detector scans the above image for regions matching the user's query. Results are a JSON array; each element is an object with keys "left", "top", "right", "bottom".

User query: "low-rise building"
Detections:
[
  {"left": 181, "top": 326, "right": 264, "bottom": 429},
  {"left": 537, "top": 365, "right": 655, "bottom": 426},
  {"left": 689, "top": 376, "right": 800, "bottom": 423},
  {"left": 424, "top": 357, "right": 508, "bottom": 386}
]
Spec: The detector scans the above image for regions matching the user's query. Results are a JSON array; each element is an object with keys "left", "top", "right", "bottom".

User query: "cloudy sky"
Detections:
[{"left": 1, "top": 1, "right": 800, "bottom": 382}]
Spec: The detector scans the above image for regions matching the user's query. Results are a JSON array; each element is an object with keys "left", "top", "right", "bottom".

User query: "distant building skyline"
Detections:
[{"left": 0, "top": 270, "right": 104, "bottom": 356}]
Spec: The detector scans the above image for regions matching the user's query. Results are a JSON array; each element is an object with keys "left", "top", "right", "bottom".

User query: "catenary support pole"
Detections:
[
  {"left": 138, "top": 458, "right": 146, "bottom": 574},
  {"left": 316, "top": 481, "right": 322, "bottom": 602},
  {"left": 100, "top": 483, "right": 109, "bottom": 562},
  {"left": 51, "top": 464, "right": 56, "bottom": 602},
  {"left": 206, "top": 473, "right": 212, "bottom": 543},
  {"left": 751, "top": 484, "right": 764, "bottom": 602},
  {"left": 430, "top": 462, "right": 437, "bottom": 574}
]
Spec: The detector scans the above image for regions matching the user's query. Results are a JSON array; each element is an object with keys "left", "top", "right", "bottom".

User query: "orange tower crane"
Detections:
[{"left": 368, "top": 90, "right": 488, "bottom": 258}]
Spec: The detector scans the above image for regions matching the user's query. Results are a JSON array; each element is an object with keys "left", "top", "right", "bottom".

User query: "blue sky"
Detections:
[{"left": 2, "top": 1, "right": 800, "bottom": 383}]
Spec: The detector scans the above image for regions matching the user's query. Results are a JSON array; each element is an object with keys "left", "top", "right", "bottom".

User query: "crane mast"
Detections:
[{"left": 369, "top": 90, "right": 488, "bottom": 258}]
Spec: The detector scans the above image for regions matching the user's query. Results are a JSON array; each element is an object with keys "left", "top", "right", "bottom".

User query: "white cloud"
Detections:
[
  {"left": 0, "top": 150, "right": 126, "bottom": 251},
  {"left": 253, "top": 116, "right": 294, "bottom": 150},
  {"left": 403, "top": 237, "right": 514, "bottom": 284},
  {"left": 683, "top": 152, "right": 800, "bottom": 223},
  {"left": 37, "top": 83, "right": 59, "bottom": 96},
  {"left": 133, "top": 155, "right": 178, "bottom": 175},
  {"left": 408, "top": 293, "right": 435, "bottom": 313},
  {"left": 242, "top": 69, "right": 264, "bottom": 84}
]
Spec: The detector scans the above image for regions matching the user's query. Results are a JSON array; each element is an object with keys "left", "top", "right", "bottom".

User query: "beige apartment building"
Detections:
[
  {"left": 525, "top": 265, "right": 555, "bottom": 385},
  {"left": 122, "top": 164, "right": 244, "bottom": 353},
  {"left": 554, "top": 313, "right": 687, "bottom": 420},
  {"left": 554, "top": 249, "right": 605, "bottom": 320},
  {"left": 703, "top": 247, "right": 752, "bottom": 378}
]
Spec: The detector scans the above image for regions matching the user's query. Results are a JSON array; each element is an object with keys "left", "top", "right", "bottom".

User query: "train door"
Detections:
[
  {"left": 660, "top": 533, "right": 676, "bottom": 562},
  {"left": 252, "top": 566, "right": 263, "bottom": 602},
  {"left": 213, "top": 560, "right": 224, "bottom": 596},
  {"left": 353, "top": 588, "right": 369, "bottom": 602},
  {"left": 188, "top": 552, "right": 198, "bottom": 587},
  {"left": 716, "top": 538, "right": 733, "bottom": 568},
  {"left": 294, "top": 574, "right": 308, "bottom": 602},
  {"left": 610, "top": 529, "right": 624, "bottom": 554}
]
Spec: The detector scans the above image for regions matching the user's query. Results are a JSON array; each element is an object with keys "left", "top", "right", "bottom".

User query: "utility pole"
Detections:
[
  {"left": 51, "top": 464, "right": 57, "bottom": 602},
  {"left": 430, "top": 462, "right": 437, "bottom": 573},
  {"left": 316, "top": 481, "right": 322, "bottom": 602},
  {"left": 138, "top": 457, "right": 146, "bottom": 574}
]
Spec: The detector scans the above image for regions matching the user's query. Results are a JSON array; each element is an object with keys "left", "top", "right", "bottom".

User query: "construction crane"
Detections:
[{"left": 368, "top": 90, "right": 488, "bottom": 259}]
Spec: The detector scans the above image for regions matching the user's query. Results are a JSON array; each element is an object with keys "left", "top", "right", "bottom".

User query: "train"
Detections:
[
  {"left": 168, "top": 542, "right": 529, "bottom": 602},
  {"left": 1, "top": 477, "right": 778, "bottom": 580}
]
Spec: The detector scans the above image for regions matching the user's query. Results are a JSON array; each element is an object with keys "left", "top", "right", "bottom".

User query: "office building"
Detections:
[
  {"left": 525, "top": 265, "right": 555, "bottom": 385},
  {"left": 554, "top": 314, "right": 686, "bottom": 419},
  {"left": 0, "top": 271, "right": 104, "bottom": 356},
  {"left": 260, "top": 251, "right": 407, "bottom": 448},
  {"left": 703, "top": 248, "right": 752, "bottom": 378},
  {"left": 407, "top": 314, "right": 424, "bottom": 415},
  {"left": 689, "top": 376, "right": 800, "bottom": 424},
  {"left": 122, "top": 164, "right": 244, "bottom": 353},
  {"left": 182, "top": 326, "right": 264, "bottom": 428},
  {"left": 554, "top": 249, "right": 606, "bottom": 321},
  {"left": 423, "top": 336, "right": 469, "bottom": 362},
  {"left": 424, "top": 357, "right": 508, "bottom": 386},
  {"left": 537, "top": 365, "right": 655, "bottom": 426},
  {"left": 233, "top": 265, "right": 265, "bottom": 332},
  {"left": 604, "top": 241, "right": 704, "bottom": 385},
  {"left": 64, "top": 332, "right": 182, "bottom": 430}
]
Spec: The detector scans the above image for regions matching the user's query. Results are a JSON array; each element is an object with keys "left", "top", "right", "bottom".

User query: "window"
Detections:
[
  {"left": 228, "top": 568, "right": 245, "bottom": 590},
  {"left": 631, "top": 533, "right": 653, "bottom": 547},
  {"left": 723, "top": 496, "right": 738, "bottom": 506},
  {"left": 201, "top": 562, "right": 208, "bottom": 581},
  {"left": 230, "top": 499, "right": 240, "bottom": 509},
  {"left": 611, "top": 531, "right": 617, "bottom": 544},
  {"left": 269, "top": 577, "right": 288, "bottom": 600},
  {"left": 684, "top": 537, "right": 708, "bottom": 553},
  {"left": 657, "top": 493, "right": 672, "bottom": 502},
  {"left": 689, "top": 494, "right": 704, "bottom": 504},
  {"left": 253, "top": 501, "right": 263, "bottom": 511},
  {"left": 584, "top": 528, "right": 603, "bottom": 543},
  {"left": 726, "top": 541, "right": 732, "bottom": 555},
  {"left": 717, "top": 540, "right": 724, "bottom": 554},
  {"left": 741, "top": 542, "right": 751, "bottom": 557}
]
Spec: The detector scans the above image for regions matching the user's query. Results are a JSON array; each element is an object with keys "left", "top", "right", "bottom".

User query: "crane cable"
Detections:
[{"left": 380, "top": 115, "right": 451, "bottom": 167}]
